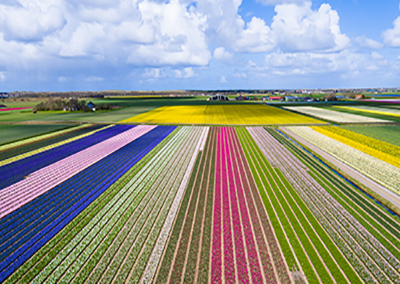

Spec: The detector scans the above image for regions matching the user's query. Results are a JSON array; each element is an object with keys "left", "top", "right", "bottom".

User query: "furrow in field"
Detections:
[
  {"left": 160, "top": 127, "right": 208, "bottom": 284},
  {"left": 35, "top": 127, "right": 191, "bottom": 284},
  {"left": 251, "top": 127, "right": 369, "bottom": 283},
  {"left": 112, "top": 127, "right": 203, "bottom": 284},
  {"left": 234, "top": 127, "right": 293, "bottom": 283},
  {"left": 153, "top": 140, "right": 204, "bottom": 284},
  {"left": 237, "top": 127, "right": 318, "bottom": 283},
  {"left": 259, "top": 127, "right": 400, "bottom": 282},
  {"left": 0, "top": 124, "right": 89, "bottom": 153},
  {"left": 271, "top": 128, "right": 400, "bottom": 243},
  {"left": 0, "top": 126, "right": 175, "bottom": 283},
  {"left": 140, "top": 127, "right": 209, "bottom": 284}
]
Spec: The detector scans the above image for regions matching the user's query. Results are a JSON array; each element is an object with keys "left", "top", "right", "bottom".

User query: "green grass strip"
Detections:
[
  {"left": 236, "top": 127, "right": 318, "bottom": 282},
  {"left": 269, "top": 129, "right": 400, "bottom": 243}
]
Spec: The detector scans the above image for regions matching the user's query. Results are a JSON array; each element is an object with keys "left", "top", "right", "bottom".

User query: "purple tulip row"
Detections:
[
  {"left": 0, "top": 125, "right": 156, "bottom": 219},
  {"left": 249, "top": 127, "right": 400, "bottom": 282}
]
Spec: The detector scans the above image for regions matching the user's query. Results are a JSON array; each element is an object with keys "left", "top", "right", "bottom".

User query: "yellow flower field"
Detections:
[
  {"left": 312, "top": 126, "right": 400, "bottom": 168},
  {"left": 336, "top": 106, "right": 400, "bottom": 117},
  {"left": 121, "top": 105, "right": 323, "bottom": 125}
]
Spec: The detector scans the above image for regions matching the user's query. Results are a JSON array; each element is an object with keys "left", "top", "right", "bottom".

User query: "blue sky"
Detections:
[{"left": 1, "top": 0, "right": 400, "bottom": 92}]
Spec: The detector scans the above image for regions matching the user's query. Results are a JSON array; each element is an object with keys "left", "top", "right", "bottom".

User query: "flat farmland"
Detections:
[
  {"left": 121, "top": 105, "right": 323, "bottom": 125},
  {"left": 0, "top": 116, "right": 399, "bottom": 283}
]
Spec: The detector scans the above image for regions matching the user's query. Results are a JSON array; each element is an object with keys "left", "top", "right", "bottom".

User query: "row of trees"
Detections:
[{"left": 34, "top": 98, "right": 110, "bottom": 111}]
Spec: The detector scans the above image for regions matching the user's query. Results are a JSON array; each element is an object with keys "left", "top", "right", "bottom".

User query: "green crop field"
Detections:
[
  {"left": 0, "top": 124, "right": 71, "bottom": 145},
  {"left": 341, "top": 125, "right": 400, "bottom": 147}
]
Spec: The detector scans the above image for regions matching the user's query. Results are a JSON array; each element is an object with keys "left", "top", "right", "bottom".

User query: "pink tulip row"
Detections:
[
  {"left": 211, "top": 128, "right": 222, "bottom": 283},
  {"left": 225, "top": 127, "right": 267, "bottom": 283},
  {"left": 0, "top": 125, "right": 156, "bottom": 219},
  {"left": 212, "top": 127, "right": 272, "bottom": 283}
]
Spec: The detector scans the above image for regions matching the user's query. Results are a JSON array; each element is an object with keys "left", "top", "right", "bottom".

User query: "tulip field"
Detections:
[{"left": 1, "top": 120, "right": 400, "bottom": 283}]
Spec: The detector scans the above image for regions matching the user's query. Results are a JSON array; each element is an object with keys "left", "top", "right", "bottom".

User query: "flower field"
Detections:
[
  {"left": 337, "top": 106, "right": 400, "bottom": 117},
  {"left": 121, "top": 105, "right": 323, "bottom": 125},
  {"left": 1, "top": 123, "right": 400, "bottom": 283},
  {"left": 284, "top": 106, "right": 390, "bottom": 123}
]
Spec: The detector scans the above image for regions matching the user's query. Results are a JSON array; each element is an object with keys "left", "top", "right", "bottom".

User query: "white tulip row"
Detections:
[
  {"left": 250, "top": 127, "right": 400, "bottom": 282},
  {"left": 286, "top": 126, "right": 400, "bottom": 195},
  {"left": 141, "top": 127, "right": 209, "bottom": 284},
  {"left": 32, "top": 127, "right": 194, "bottom": 283},
  {"left": 283, "top": 106, "right": 390, "bottom": 123}
]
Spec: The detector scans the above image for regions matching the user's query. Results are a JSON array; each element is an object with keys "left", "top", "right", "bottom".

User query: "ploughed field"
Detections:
[{"left": 0, "top": 123, "right": 400, "bottom": 283}]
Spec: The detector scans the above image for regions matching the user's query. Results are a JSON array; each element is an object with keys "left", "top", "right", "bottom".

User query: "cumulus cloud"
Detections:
[
  {"left": 214, "top": 47, "right": 233, "bottom": 61},
  {"left": 220, "top": 75, "right": 227, "bottom": 83},
  {"left": 355, "top": 36, "right": 384, "bottom": 49},
  {"left": 271, "top": 2, "right": 350, "bottom": 52},
  {"left": 370, "top": 52, "right": 384, "bottom": 60},
  {"left": 382, "top": 16, "right": 400, "bottom": 47},
  {"left": 264, "top": 50, "right": 364, "bottom": 74},
  {"left": 0, "top": 0, "right": 66, "bottom": 42}
]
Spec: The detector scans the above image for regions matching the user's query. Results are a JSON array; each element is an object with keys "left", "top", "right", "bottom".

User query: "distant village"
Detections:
[{"left": 1, "top": 87, "right": 400, "bottom": 102}]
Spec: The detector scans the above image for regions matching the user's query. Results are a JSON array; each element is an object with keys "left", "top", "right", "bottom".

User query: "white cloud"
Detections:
[
  {"left": 220, "top": 75, "right": 227, "bottom": 83},
  {"left": 264, "top": 50, "right": 365, "bottom": 75},
  {"left": 0, "top": 72, "right": 5, "bottom": 81},
  {"left": 58, "top": 76, "right": 69, "bottom": 82},
  {"left": 383, "top": 16, "right": 400, "bottom": 47},
  {"left": 235, "top": 17, "right": 275, "bottom": 52},
  {"left": 256, "top": 0, "right": 307, "bottom": 6},
  {"left": 271, "top": 2, "right": 350, "bottom": 52},
  {"left": 183, "top": 67, "right": 196, "bottom": 78},
  {"left": 0, "top": 0, "right": 66, "bottom": 42},
  {"left": 127, "top": 0, "right": 211, "bottom": 66},
  {"left": 142, "top": 68, "right": 165, "bottom": 79},
  {"left": 370, "top": 52, "right": 384, "bottom": 60},
  {"left": 85, "top": 76, "right": 104, "bottom": 82},
  {"left": 214, "top": 47, "right": 233, "bottom": 61},
  {"left": 355, "top": 36, "right": 384, "bottom": 49}
]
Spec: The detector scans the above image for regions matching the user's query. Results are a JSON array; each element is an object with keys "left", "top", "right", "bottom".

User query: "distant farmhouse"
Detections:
[{"left": 207, "top": 94, "right": 229, "bottom": 101}]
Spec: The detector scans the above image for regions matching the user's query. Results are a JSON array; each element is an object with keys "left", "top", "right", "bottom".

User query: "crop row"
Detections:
[
  {"left": 255, "top": 127, "right": 400, "bottom": 282},
  {"left": 284, "top": 106, "right": 389, "bottom": 123},
  {"left": 238, "top": 127, "right": 327, "bottom": 283},
  {"left": 0, "top": 124, "right": 114, "bottom": 168},
  {"left": 0, "top": 124, "right": 132, "bottom": 190},
  {"left": 286, "top": 126, "right": 400, "bottom": 194},
  {"left": 16, "top": 126, "right": 203, "bottom": 283},
  {"left": 0, "top": 126, "right": 175, "bottom": 283},
  {"left": 274, "top": 127, "right": 400, "bottom": 239},
  {"left": 141, "top": 127, "right": 209, "bottom": 283},
  {"left": 0, "top": 125, "right": 157, "bottom": 218},
  {"left": 312, "top": 126, "right": 400, "bottom": 168},
  {"left": 0, "top": 124, "right": 104, "bottom": 162}
]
